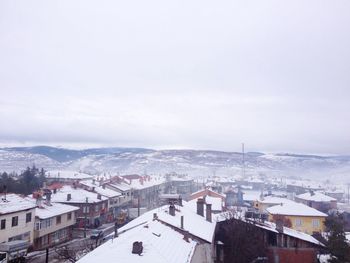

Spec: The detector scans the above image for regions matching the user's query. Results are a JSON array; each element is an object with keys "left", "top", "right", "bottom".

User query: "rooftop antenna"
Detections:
[{"left": 242, "top": 143, "right": 245, "bottom": 179}]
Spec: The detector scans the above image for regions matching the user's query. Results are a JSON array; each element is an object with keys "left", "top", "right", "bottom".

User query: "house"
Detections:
[
  {"left": 123, "top": 174, "right": 165, "bottom": 209},
  {"left": 215, "top": 215, "right": 324, "bottom": 263},
  {"left": 79, "top": 180, "right": 123, "bottom": 222},
  {"left": 103, "top": 176, "right": 133, "bottom": 207},
  {"left": 0, "top": 193, "right": 36, "bottom": 244},
  {"left": 77, "top": 199, "right": 218, "bottom": 263},
  {"left": 28, "top": 193, "right": 79, "bottom": 250},
  {"left": 253, "top": 196, "right": 295, "bottom": 213},
  {"left": 165, "top": 173, "right": 194, "bottom": 199},
  {"left": 266, "top": 202, "right": 327, "bottom": 234},
  {"left": 295, "top": 191, "right": 337, "bottom": 213},
  {"left": 225, "top": 186, "right": 244, "bottom": 207},
  {"left": 50, "top": 185, "right": 108, "bottom": 228},
  {"left": 189, "top": 188, "right": 225, "bottom": 213}
]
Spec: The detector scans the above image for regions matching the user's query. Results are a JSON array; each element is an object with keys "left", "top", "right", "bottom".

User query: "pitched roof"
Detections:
[
  {"left": 0, "top": 194, "right": 36, "bottom": 214},
  {"left": 296, "top": 192, "right": 336, "bottom": 202},
  {"left": 266, "top": 202, "right": 327, "bottom": 217},
  {"left": 50, "top": 185, "right": 108, "bottom": 204},
  {"left": 118, "top": 201, "right": 217, "bottom": 243},
  {"left": 77, "top": 220, "right": 196, "bottom": 263}
]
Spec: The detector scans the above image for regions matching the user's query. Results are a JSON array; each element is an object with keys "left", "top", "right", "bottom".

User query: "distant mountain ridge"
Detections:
[{"left": 1, "top": 146, "right": 350, "bottom": 180}]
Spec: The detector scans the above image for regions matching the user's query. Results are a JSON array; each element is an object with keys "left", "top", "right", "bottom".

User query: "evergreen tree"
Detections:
[{"left": 325, "top": 214, "right": 350, "bottom": 263}]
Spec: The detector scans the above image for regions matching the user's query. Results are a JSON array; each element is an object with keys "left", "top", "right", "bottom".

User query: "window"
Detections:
[
  {"left": 295, "top": 218, "right": 302, "bottom": 227},
  {"left": 26, "top": 212, "right": 32, "bottom": 223},
  {"left": 83, "top": 206, "right": 89, "bottom": 213},
  {"left": 11, "top": 216, "right": 18, "bottom": 227},
  {"left": 67, "top": 212, "right": 72, "bottom": 221},
  {"left": 312, "top": 219, "right": 320, "bottom": 228},
  {"left": 56, "top": 215, "right": 61, "bottom": 225},
  {"left": 1, "top": 219, "right": 5, "bottom": 230},
  {"left": 38, "top": 218, "right": 53, "bottom": 230}
]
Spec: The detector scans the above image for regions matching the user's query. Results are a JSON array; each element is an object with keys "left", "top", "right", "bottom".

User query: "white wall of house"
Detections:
[
  {"left": 0, "top": 208, "right": 35, "bottom": 244},
  {"left": 34, "top": 212, "right": 76, "bottom": 238}
]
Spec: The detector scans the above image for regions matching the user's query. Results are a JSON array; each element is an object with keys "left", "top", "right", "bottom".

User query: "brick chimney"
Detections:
[
  {"left": 153, "top": 213, "right": 158, "bottom": 221},
  {"left": 181, "top": 215, "right": 184, "bottom": 229},
  {"left": 206, "top": 203, "right": 212, "bottom": 222},
  {"left": 196, "top": 198, "right": 204, "bottom": 217},
  {"left": 183, "top": 230, "right": 190, "bottom": 242},
  {"left": 67, "top": 193, "right": 71, "bottom": 201},
  {"left": 169, "top": 203, "right": 175, "bottom": 216}
]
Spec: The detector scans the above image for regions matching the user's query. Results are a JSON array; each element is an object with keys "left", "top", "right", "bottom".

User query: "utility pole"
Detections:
[
  {"left": 242, "top": 143, "right": 245, "bottom": 179},
  {"left": 137, "top": 194, "right": 140, "bottom": 217},
  {"left": 84, "top": 197, "right": 88, "bottom": 238}
]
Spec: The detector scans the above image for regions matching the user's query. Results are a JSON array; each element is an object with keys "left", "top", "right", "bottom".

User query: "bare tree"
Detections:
[
  {"left": 216, "top": 215, "right": 267, "bottom": 263},
  {"left": 54, "top": 240, "right": 94, "bottom": 263}
]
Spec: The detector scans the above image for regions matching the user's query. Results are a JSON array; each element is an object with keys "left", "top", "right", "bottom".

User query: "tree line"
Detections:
[{"left": 0, "top": 166, "right": 46, "bottom": 195}]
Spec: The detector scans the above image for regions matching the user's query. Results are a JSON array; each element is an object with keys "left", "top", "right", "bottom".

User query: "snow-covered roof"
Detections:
[
  {"left": 266, "top": 202, "right": 327, "bottom": 217},
  {"left": 216, "top": 212, "right": 323, "bottom": 247},
  {"left": 31, "top": 200, "right": 79, "bottom": 219},
  {"left": 46, "top": 170, "right": 94, "bottom": 180},
  {"left": 252, "top": 219, "right": 324, "bottom": 246},
  {"left": 127, "top": 176, "right": 165, "bottom": 190},
  {"left": 0, "top": 194, "right": 36, "bottom": 214},
  {"left": 79, "top": 180, "right": 122, "bottom": 198},
  {"left": 50, "top": 185, "right": 108, "bottom": 204},
  {"left": 77, "top": 219, "right": 196, "bottom": 263},
  {"left": 296, "top": 192, "right": 336, "bottom": 202},
  {"left": 257, "top": 196, "right": 295, "bottom": 205},
  {"left": 108, "top": 182, "right": 131, "bottom": 192},
  {"left": 118, "top": 201, "right": 217, "bottom": 243}
]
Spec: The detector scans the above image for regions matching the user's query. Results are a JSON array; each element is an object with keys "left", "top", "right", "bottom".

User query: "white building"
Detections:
[
  {"left": 0, "top": 194, "right": 36, "bottom": 244},
  {"left": 29, "top": 196, "right": 79, "bottom": 250}
]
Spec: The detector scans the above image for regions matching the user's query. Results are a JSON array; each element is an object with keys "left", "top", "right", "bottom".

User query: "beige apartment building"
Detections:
[{"left": 0, "top": 194, "right": 36, "bottom": 244}]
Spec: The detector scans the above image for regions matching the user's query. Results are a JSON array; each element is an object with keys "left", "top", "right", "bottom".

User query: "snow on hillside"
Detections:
[{"left": 0, "top": 147, "right": 350, "bottom": 180}]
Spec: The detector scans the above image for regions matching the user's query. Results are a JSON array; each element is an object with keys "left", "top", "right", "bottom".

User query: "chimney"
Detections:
[
  {"left": 169, "top": 203, "right": 175, "bottom": 216},
  {"left": 183, "top": 230, "right": 190, "bottom": 242},
  {"left": 93, "top": 179, "right": 96, "bottom": 185},
  {"left": 45, "top": 191, "right": 52, "bottom": 206},
  {"left": 276, "top": 219, "right": 284, "bottom": 233},
  {"left": 67, "top": 193, "right": 71, "bottom": 201},
  {"left": 36, "top": 195, "right": 43, "bottom": 208},
  {"left": 102, "top": 184, "right": 106, "bottom": 189},
  {"left": 153, "top": 213, "right": 158, "bottom": 221},
  {"left": 97, "top": 194, "right": 102, "bottom": 200},
  {"left": 181, "top": 216, "right": 184, "bottom": 229},
  {"left": 53, "top": 188, "right": 57, "bottom": 194},
  {"left": 197, "top": 198, "right": 204, "bottom": 217},
  {"left": 206, "top": 203, "right": 212, "bottom": 222},
  {"left": 178, "top": 196, "right": 183, "bottom": 206}
]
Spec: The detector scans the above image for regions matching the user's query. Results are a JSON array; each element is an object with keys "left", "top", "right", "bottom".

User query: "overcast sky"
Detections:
[{"left": 0, "top": 0, "right": 350, "bottom": 154}]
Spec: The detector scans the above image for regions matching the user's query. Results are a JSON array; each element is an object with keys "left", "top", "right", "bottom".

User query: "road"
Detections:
[{"left": 27, "top": 224, "right": 116, "bottom": 263}]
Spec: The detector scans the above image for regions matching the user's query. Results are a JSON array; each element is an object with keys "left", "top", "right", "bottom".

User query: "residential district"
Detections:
[{"left": 1, "top": 170, "right": 349, "bottom": 263}]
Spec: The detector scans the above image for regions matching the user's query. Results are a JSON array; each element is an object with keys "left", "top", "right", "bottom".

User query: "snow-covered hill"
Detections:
[{"left": 1, "top": 146, "right": 350, "bottom": 180}]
